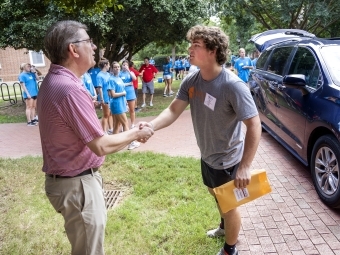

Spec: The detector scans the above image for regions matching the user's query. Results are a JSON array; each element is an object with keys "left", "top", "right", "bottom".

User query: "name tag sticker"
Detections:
[
  {"left": 233, "top": 188, "right": 250, "bottom": 202},
  {"left": 204, "top": 93, "right": 216, "bottom": 111}
]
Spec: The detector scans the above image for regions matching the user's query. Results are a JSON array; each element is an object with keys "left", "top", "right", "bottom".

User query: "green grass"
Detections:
[
  {"left": 0, "top": 79, "right": 184, "bottom": 123},
  {"left": 0, "top": 153, "right": 224, "bottom": 255}
]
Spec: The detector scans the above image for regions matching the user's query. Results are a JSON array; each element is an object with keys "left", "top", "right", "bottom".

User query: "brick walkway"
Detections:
[{"left": 0, "top": 110, "right": 340, "bottom": 254}]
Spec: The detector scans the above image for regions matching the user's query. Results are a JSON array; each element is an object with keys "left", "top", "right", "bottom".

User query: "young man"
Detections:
[
  {"left": 234, "top": 48, "right": 253, "bottom": 83},
  {"left": 139, "top": 57, "right": 158, "bottom": 107},
  {"left": 38, "top": 20, "right": 153, "bottom": 255},
  {"left": 140, "top": 25, "right": 261, "bottom": 255}
]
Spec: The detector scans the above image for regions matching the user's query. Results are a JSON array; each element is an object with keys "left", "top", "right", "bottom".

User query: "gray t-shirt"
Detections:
[{"left": 177, "top": 68, "right": 258, "bottom": 169}]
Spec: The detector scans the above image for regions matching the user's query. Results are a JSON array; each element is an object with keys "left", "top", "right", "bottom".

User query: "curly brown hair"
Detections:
[{"left": 186, "top": 25, "right": 229, "bottom": 65}]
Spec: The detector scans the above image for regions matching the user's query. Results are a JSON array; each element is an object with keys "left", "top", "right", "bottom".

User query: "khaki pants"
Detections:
[{"left": 45, "top": 172, "right": 107, "bottom": 255}]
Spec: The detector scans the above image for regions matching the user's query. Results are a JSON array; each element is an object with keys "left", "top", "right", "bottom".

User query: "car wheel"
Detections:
[{"left": 311, "top": 135, "right": 340, "bottom": 208}]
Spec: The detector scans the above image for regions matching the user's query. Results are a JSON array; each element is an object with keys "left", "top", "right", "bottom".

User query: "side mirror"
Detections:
[{"left": 283, "top": 74, "right": 309, "bottom": 95}]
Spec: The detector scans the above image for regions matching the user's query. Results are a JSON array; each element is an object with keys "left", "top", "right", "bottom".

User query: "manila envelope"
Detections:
[{"left": 213, "top": 169, "right": 272, "bottom": 213}]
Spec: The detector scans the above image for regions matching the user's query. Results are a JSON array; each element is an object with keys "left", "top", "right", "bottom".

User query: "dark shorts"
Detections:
[
  {"left": 24, "top": 96, "right": 37, "bottom": 100},
  {"left": 134, "top": 88, "right": 138, "bottom": 98},
  {"left": 201, "top": 159, "right": 239, "bottom": 189}
]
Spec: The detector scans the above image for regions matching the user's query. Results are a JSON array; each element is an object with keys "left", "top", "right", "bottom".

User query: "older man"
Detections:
[{"left": 37, "top": 20, "right": 153, "bottom": 255}]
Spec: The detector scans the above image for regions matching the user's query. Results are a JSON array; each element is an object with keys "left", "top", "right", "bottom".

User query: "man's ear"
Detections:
[{"left": 68, "top": 44, "right": 79, "bottom": 58}]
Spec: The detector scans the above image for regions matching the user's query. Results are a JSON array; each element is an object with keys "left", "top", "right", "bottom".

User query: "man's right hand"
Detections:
[{"left": 136, "top": 125, "right": 154, "bottom": 143}]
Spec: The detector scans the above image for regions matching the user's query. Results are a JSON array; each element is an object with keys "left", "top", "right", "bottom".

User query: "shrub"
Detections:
[
  {"left": 153, "top": 55, "right": 171, "bottom": 71},
  {"left": 132, "top": 60, "right": 144, "bottom": 70}
]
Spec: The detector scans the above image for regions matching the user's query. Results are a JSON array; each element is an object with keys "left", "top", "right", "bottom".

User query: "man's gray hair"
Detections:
[{"left": 44, "top": 20, "right": 87, "bottom": 65}]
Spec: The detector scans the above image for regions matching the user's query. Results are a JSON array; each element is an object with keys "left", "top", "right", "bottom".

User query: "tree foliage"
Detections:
[
  {"left": 47, "top": 0, "right": 121, "bottom": 13},
  {"left": 215, "top": 0, "right": 340, "bottom": 37},
  {"left": 0, "top": 0, "right": 210, "bottom": 64},
  {"left": 98, "top": 0, "right": 210, "bottom": 63}
]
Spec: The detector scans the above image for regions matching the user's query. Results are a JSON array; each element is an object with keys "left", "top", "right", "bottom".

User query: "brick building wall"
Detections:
[{"left": 0, "top": 48, "right": 51, "bottom": 82}]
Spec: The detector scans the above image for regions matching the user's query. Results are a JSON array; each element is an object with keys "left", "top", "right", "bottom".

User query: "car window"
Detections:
[
  {"left": 266, "top": 47, "right": 293, "bottom": 75},
  {"left": 320, "top": 45, "right": 340, "bottom": 87},
  {"left": 288, "top": 47, "right": 321, "bottom": 89},
  {"left": 256, "top": 50, "right": 271, "bottom": 70}
]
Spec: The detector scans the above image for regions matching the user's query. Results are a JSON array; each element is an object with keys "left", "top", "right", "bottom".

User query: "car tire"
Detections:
[{"left": 311, "top": 135, "right": 340, "bottom": 208}]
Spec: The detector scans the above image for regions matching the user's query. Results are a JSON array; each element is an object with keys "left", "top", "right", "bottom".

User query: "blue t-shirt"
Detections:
[
  {"left": 252, "top": 58, "right": 258, "bottom": 68},
  {"left": 96, "top": 71, "right": 111, "bottom": 103},
  {"left": 184, "top": 59, "right": 190, "bottom": 68},
  {"left": 82, "top": 72, "right": 96, "bottom": 97},
  {"left": 174, "top": 60, "right": 180, "bottom": 69},
  {"left": 18, "top": 72, "right": 38, "bottom": 98},
  {"left": 88, "top": 67, "right": 101, "bottom": 87},
  {"left": 163, "top": 62, "right": 172, "bottom": 75},
  {"left": 108, "top": 76, "right": 127, "bottom": 114},
  {"left": 231, "top": 55, "right": 238, "bottom": 66},
  {"left": 234, "top": 57, "right": 252, "bottom": 82},
  {"left": 119, "top": 70, "right": 133, "bottom": 86},
  {"left": 178, "top": 59, "right": 184, "bottom": 69}
]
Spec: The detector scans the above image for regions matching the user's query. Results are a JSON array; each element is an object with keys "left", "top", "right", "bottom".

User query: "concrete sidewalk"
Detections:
[{"left": 0, "top": 110, "right": 340, "bottom": 254}]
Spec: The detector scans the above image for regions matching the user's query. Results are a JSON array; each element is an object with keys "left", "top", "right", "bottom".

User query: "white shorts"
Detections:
[{"left": 163, "top": 75, "right": 171, "bottom": 80}]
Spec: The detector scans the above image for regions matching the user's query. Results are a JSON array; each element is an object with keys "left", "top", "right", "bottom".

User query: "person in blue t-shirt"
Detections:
[
  {"left": 162, "top": 56, "right": 174, "bottom": 97},
  {"left": 173, "top": 57, "right": 180, "bottom": 80},
  {"left": 184, "top": 57, "right": 190, "bottom": 76},
  {"left": 149, "top": 57, "right": 155, "bottom": 65},
  {"left": 96, "top": 58, "right": 113, "bottom": 134},
  {"left": 19, "top": 63, "right": 39, "bottom": 126},
  {"left": 88, "top": 66, "right": 101, "bottom": 100},
  {"left": 230, "top": 54, "right": 238, "bottom": 68},
  {"left": 109, "top": 61, "right": 140, "bottom": 150},
  {"left": 119, "top": 60, "right": 137, "bottom": 128},
  {"left": 234, "top": 48, "right": 253, "bottom": 84},
  {"left": 82, "top": 71, "right": 98, "bottom": 104},
  {"left": 251, "top": 50, "right": 260, "bottom": 69},
  {"left": 177, "top": 56, "right": 185, "bottom": 80}
]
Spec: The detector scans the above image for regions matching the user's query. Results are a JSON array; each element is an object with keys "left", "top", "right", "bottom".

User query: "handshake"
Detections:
[{"left": 133, "top": 122, "right": 155, "bottom": 143}]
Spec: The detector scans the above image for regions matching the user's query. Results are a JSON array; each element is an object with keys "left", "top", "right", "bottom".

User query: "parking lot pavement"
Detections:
[{"left": 0, "top": 110, "right": 339, "bottom": 254}]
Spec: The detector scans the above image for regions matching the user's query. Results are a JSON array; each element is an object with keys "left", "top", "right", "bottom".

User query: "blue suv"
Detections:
[{"left": 250, "top": 29, "right": 340, "bottom": 208}]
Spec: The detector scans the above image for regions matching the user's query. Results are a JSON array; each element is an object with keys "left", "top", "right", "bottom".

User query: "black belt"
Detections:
[{"left": 46, "top": 168, "right": 98, "bottom": 178}]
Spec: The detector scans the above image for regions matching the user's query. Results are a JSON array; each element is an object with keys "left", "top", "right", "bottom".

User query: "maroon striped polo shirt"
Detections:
[{"left": 37, "top": 64, "right": 105, "bottom": 176}]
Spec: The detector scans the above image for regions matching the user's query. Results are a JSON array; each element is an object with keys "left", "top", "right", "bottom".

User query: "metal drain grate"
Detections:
[{"left": 104, "top": 190, "right": 122, "bottom": 210}]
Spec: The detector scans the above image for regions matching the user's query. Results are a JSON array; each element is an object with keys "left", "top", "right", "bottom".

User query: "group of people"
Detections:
[
  {"left": 37, "top": 20, "right": 261, "bottom": 255},
  {"left": 162, "top": 55, "right": 193, "bottom": 97},
  {"left": 80, "top": 57, "right": 159, "bottom": 149}
]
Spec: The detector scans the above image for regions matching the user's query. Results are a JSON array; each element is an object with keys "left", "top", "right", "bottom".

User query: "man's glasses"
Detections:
[{"left": 71, "top": 38, "right": 94, "bottom": 46}]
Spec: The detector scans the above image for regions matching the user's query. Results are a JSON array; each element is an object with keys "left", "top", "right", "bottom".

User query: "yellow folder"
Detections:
[{"left": 213, "top": 169, "right": 272, "bottom": 213}]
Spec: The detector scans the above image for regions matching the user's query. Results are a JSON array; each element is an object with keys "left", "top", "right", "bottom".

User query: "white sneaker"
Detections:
[
  {"left": 149, "top": 102, "right": 153, "bottom": 107},
  {"left": 131, "top": 124, "right": 135, "bottom": 129},
  {"left": 128, "top": 141, "right": 140, "bottom": 150},
  {"left": 206, "top": 227, "right": 225, "bottom": 237},
  {"left": 141, "top": 103, "right": 146, "bottom": 108}
]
